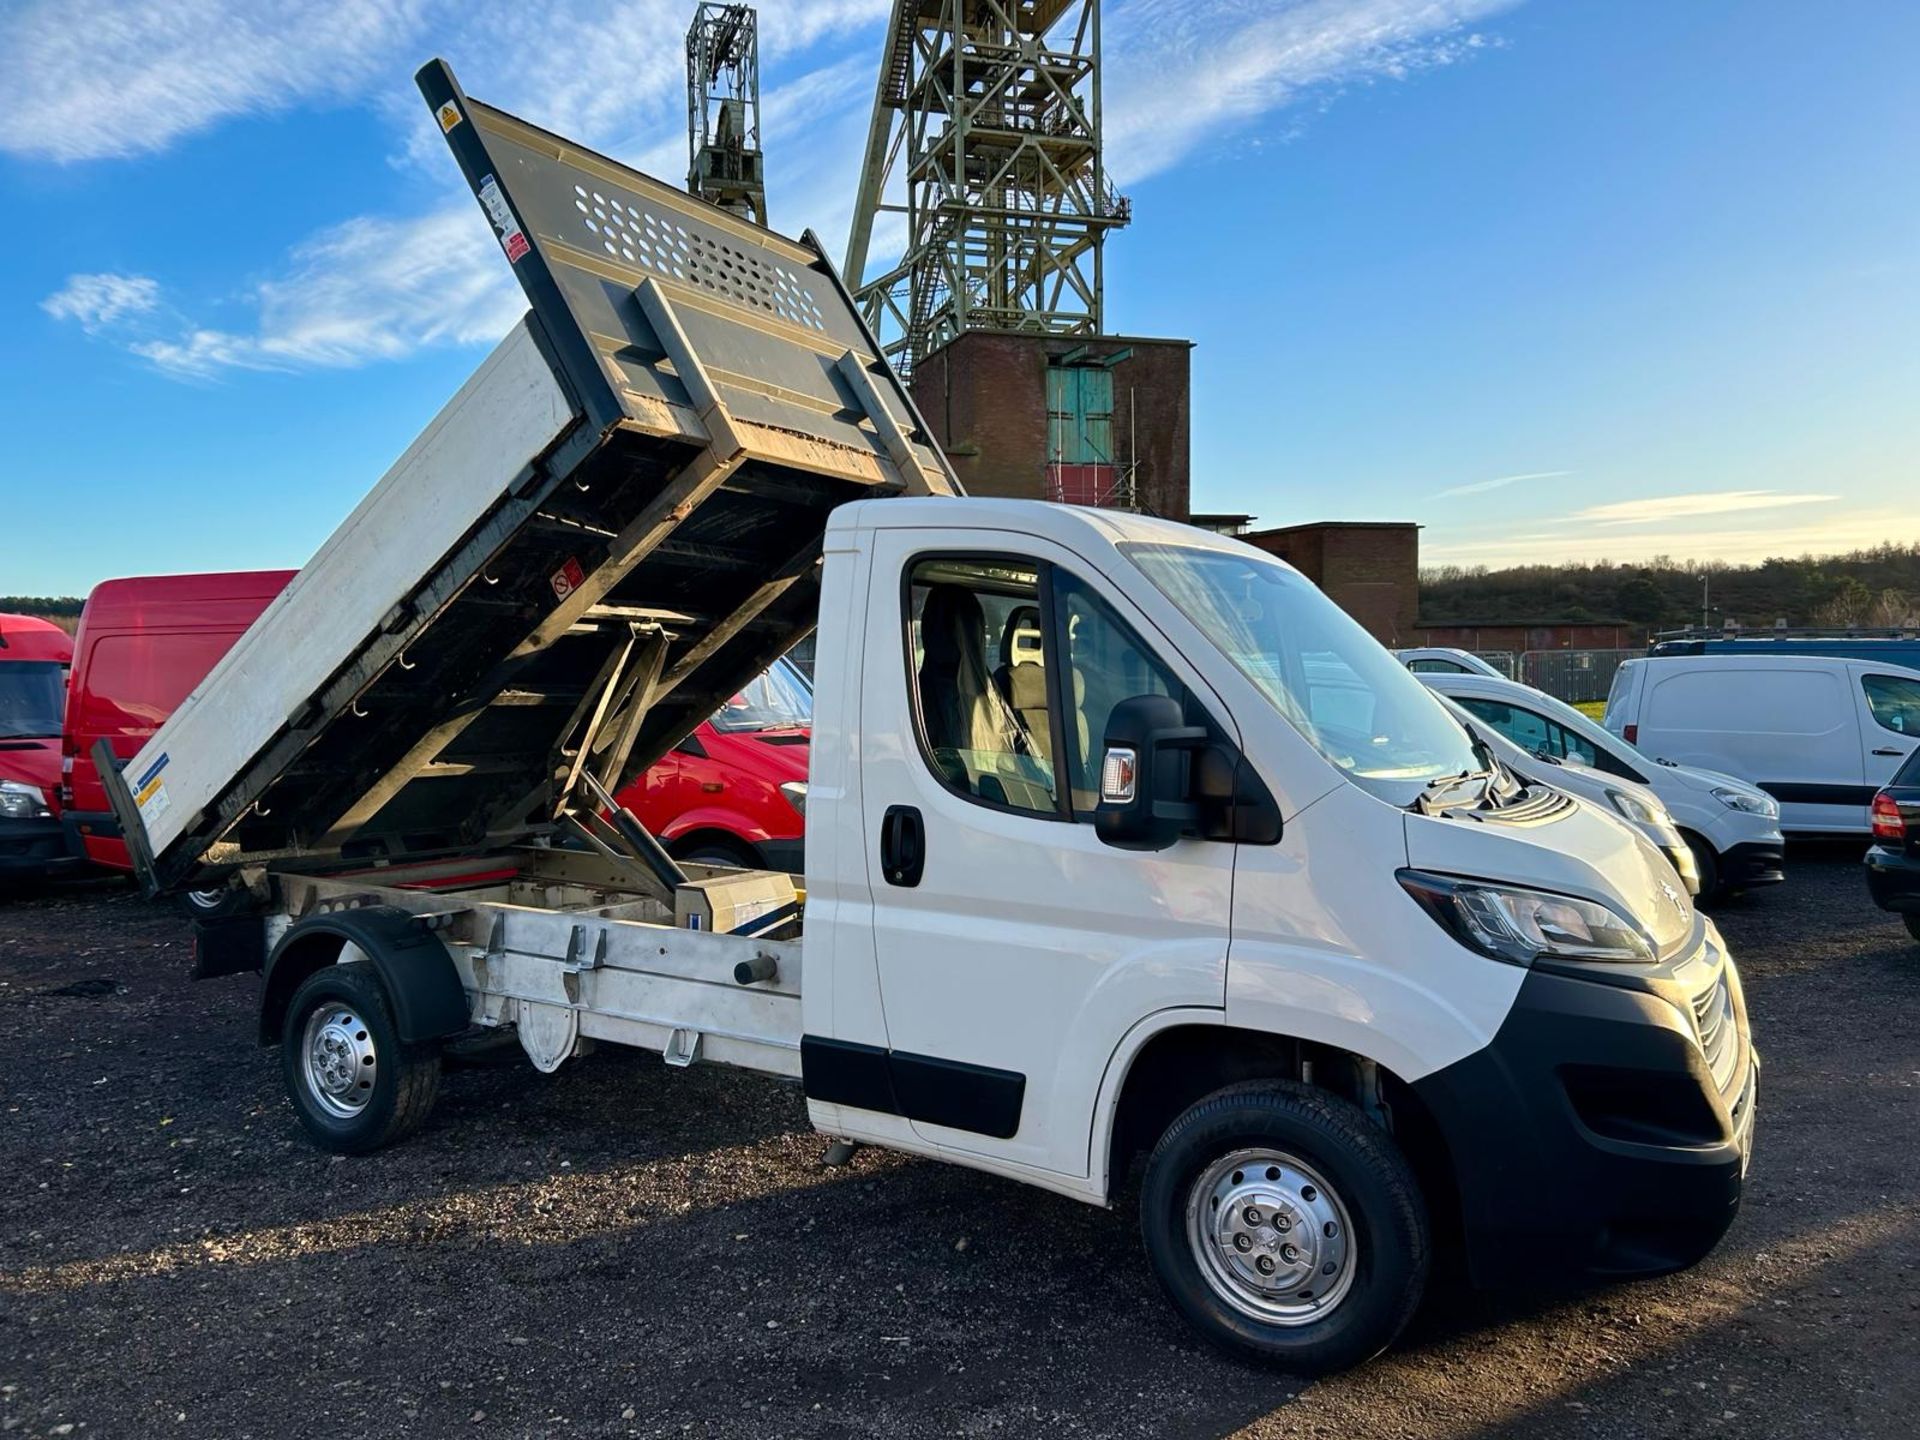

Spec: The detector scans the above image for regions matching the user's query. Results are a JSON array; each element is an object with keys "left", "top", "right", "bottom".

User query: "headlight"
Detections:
[
  {"left": 779, "top": 781, "right": 807, "bottom": 816},
  {"left": 1398, "top": 869, "right": 1656, "bottom": 967},
  {"left": 1607, "top": 788, "right": 1664, "bottom": 827},
  {"left": 1712, "top": 786, "right": 1777, "bottom": 818},
  {"left": 0, "top": 780, "right": 50, "bottom": 820}
]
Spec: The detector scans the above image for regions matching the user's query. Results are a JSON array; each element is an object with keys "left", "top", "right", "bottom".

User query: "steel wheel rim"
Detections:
[
  {"left": 301, "top": 1004, "right": 378, "bottom": 1119},
  {"left": 1185, "top": 1147, "right": 1357, "bottom": 1326}
]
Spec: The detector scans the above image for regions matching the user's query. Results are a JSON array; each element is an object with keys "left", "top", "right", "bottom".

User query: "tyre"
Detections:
[
  {"left": 674, "top": 836, "right": 762, "bottom": 869},
  {"left": 177, "top": 883, "right": 253, "bottom": 921},
  {"left": 1140, "top": 1081, "right": 1429, "bottom": 1372},
  {"left": 281, "top": 961, "right": 440, "bottom": 1154},
  {"left": 1683, "top": 834, "right": 1722, "bottom": 904},
  {"left": 1904, "top": 913, "right": 1920, "bottom": 945}
]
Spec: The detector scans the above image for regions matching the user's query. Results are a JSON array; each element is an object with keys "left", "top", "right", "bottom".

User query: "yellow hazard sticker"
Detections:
[{"left": 437, "top": 101, "right": 463, "bottom": 133}]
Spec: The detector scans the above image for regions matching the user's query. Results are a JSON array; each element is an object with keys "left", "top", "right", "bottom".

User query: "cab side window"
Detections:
[
  {"left": 906, "top": 559, "right": 1058, "bottom": 816},
  {"left": 1054, "top": 570, "right": 1188, "bottom": 819},
  {"left": 1863, "top": 674, "right": 1920, "bottom": 736},
  {"left": 1458, "top": 696, "right": 1599, "bottom": 766}
]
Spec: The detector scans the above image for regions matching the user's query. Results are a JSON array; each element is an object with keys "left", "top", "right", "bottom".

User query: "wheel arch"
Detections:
[
  {"left": 1093, "top": 1017, "right": 1462, "bottom": 1238},
  {"left": 260, "top": 907, "right": 469, "bottom": 1047}
]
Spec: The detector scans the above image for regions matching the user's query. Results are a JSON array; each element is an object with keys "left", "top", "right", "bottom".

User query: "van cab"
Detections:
[
  {"left": 1604, "top": 655, "right": 1920, "bottom": 834},
  {"left": 1423, "top": 670, "right": 1784, "bottom": 898},
  {"left": 62, "top": 571, "right": 299, "bottom": 873},
  {"left": 0, "top": 614, "right": 79, "bottom": 882},
  {"left": 616, "top": 657, "right": 811, "bottom": 871}
]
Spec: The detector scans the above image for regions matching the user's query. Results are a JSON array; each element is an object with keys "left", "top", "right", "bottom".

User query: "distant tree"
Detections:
[{"left": 1615, "top": 576, "right": 1666, "bottom": 624}]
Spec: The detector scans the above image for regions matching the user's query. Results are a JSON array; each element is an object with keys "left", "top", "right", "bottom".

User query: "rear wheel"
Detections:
[
  {"left": 1140, "top": 1081, "right": 1429, "bottom": 1372},
  {"left": 1904, "top": 913, "right": 1920, "bottom": 946},
  {"left": 281, "top": 962, "right": 440, "bottom": 1154},
  {"left": 674, "top": 835, "right": 762, "bottom": 869},
  {"left": 177, "top": 883, "right": 252, "bottom": 921}
]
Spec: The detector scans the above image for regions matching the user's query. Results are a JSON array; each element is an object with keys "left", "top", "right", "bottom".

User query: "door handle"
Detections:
[
  {"left": 1873, "top": 747, "right": 1907, "bottom": 757},
  {"left": 880, "top": 805, "right": 925, "bottom": 887}
]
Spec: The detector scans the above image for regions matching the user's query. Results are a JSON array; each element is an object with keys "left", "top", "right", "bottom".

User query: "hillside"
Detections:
[
  {"left": 1419, "top": 543, "right": 1920, "bottom": 631},
  {"left": 0, "top": 597, "right": 85, "bottom": 634}
]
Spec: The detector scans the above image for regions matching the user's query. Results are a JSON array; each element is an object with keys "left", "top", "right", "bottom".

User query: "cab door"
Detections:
[
  {"left": 1859, "top": 667, "right": 1920, "bottom": 796},
  {"left": 846, "top": 529, "right": 1238, "bottom": 1179}
]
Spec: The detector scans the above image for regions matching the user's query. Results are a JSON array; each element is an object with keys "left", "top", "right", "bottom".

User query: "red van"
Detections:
[
  {"left": 62, "top": 571, "right": 812, "bottom": 880},
  {"left": 615, "top": 658, "right": 811, "bottom": 872},
  {"left": 0, "top": 614, "right": 79, "bottom": 882},
  {"left": 61, "top": 571, "right": 298, "bottom": 875}
]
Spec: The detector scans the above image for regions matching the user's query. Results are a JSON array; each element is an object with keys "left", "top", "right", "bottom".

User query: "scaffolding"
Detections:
[
  {"left": 844, "top": 0, "right": 1131, "bottom": 374},
  {"left": 686, "top": 3, "right": 767, "bottom": 226}
]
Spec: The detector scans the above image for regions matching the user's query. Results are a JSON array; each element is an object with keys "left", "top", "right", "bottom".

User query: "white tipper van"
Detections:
[
  {"left": 1605, "top": 655, "right": 1920, "bottom": 834},
  {"left": 1422, "top": 671, "right": 1784, "bottom": 899},
  {"left": 100, "top": 63, "right": 1759, "bottom": 1374}
]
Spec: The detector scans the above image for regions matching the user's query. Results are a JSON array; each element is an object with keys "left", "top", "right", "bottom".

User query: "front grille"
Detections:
[{"left": 1691, "top": 973, "right": 1740, "bottom": 1095}]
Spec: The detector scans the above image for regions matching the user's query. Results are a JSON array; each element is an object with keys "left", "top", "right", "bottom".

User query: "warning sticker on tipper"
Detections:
[
  {"left": 550, "top": 556, "right": 586, "bottom": 601},
  {"left": 133, "top": 752, "right": 172, "bottom": 825},
  {"left": 436, "top": 101, "right": 463, "bottom": 133},
  {"left": 476, "top": 174, "right": 531, "bottom": 264}
]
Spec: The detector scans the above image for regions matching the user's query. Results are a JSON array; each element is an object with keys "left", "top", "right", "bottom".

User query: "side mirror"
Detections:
[{"left": 1095, "top": 694, "right": 1206, "bottom": 851}]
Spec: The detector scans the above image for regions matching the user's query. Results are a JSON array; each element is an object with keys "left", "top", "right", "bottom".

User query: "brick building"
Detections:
[
  {"left": 908, "top": 331, "right": 1193, "bottom": 520},
  {"left": 1241, "top": 521, "right": 1421, "bottom": 645}
]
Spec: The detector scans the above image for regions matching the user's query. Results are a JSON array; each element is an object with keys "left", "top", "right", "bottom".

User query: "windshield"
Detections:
[
  {"left": 0, "top": 661, "right": 66, "bottom": 740},
  {"left": 1127, "top": 542, "right": 1482, "bottom": 803},
  {"left": 710, "top": 658, "right": 812, "bottom": 733}
]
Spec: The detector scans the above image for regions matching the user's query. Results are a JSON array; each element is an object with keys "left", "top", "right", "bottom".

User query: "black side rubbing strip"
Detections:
[{"left": 802, "top": 1035, "right": 1026, "bottom": 1140}]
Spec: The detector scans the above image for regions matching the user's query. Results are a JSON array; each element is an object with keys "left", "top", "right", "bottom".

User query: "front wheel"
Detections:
[
  {"left": 1140, "top": 1081, "right": 1429, "bottom": 1371},
  {"left": 1904, "top": 913, "right": 1920, "bottom": 946},
  {"left": 281, "top": 962, "right": 440, "bottom": 1154},
  {"left": 1683, "top": 834, "right": 1724, "bottom": 904}
]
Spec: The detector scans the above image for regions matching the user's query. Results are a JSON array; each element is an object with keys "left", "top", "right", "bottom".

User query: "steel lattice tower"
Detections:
[
  {"left": 844, "top": 0, "right": 1130, "bottom": 374},
  {"left": 686, "top": 3, "right": 767, "bottom": 226}
]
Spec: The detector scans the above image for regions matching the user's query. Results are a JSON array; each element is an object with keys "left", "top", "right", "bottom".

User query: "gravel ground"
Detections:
[{"left": 2, "top": 848, "right": 1916, "bottom": 1439}]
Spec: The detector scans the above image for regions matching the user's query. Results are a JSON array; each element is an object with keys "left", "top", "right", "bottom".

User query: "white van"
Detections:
[
  {"left": 1395, "top": 646, "right": 1506, "bottom": 679},
  {"left": 102, "top": 64, "right": 1761, "bottom": 1373},
  {"left": 1420, "top": 672, "right": 1784, "bottom": 898},
  {"left": 1605, "top": 655, "right": 1920, "bottom": 834}
]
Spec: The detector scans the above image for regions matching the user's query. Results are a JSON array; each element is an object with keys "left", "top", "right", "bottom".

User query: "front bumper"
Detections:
[
  {"left": 1719, "top": 837, "right": 1786, "bottom": 888},
  {"left": 1413, "top": 936, "right": 1756, "bottom": 1286},
  {"left": 0, "top": 814, "right": 84, "bottom": 879},
  {"left": 1866, "top": 843, "right": 1920, "bottom": 913}
]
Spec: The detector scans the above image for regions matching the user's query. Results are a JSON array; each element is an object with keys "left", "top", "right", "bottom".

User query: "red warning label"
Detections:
[{"left": 551, "top": 556, "right": 586, "bottom": 601}]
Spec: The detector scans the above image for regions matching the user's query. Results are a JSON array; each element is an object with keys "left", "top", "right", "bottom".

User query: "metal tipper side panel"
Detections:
[{"left": 111, "top": 60, "right": 956, "bottom": 893}]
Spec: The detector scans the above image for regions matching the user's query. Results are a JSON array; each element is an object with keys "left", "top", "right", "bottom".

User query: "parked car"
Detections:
[
  {"left": 0, "top": 614, "right": 81, "bottom": 883},
  {"left": 1316, "top": 656, "right": 1698, "bottom": 891},
  {"left": 1866, "top": 747, "right": 1920, "bottom": 945},
  {"left": 615, "top": 657, "right": 811, "bottom": 872},
  {"left": 1428, "top": 693, "right": 1702, "bottom": 895},
  {"left": 61, "top": 571, "right": 298, "bottom": 883},
  {"left": 1395, "top": 646, "right": 1506, "bottom": 678},
  {"left": 1604, "top": 654, "right": 1920, "bottom": 834},
  {"left": 1420, "top": 671, "right": 1783, "bottom": 899}
]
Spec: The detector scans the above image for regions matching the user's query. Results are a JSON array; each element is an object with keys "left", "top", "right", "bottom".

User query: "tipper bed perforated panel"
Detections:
[{"left": 117, "top": 60, "right": 955, "bottom": 890}]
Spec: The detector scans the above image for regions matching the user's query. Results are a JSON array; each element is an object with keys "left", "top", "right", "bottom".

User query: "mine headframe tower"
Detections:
[
  {"left": 686, "top": 3, "right": 767, "bottom": 226},
  {"left": 844, "top": 0, "right": 1131, "bottom": 375}
]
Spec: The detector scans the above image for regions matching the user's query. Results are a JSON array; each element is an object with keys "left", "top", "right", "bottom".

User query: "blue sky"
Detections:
[{"left": 4, "top": 0, "right": 1916, "bottom": 595}]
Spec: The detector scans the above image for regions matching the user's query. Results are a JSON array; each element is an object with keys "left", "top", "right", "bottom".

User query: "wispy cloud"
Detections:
[
  {"left": 0, "top": 0, "right": 429, "bottom": 163},
  {"left": 1424, "top": 506, "right": 1914, "bottom": 568},
  {"left": 1563, "top": 489, "right": 1838, "bottom": 527},
  {"left": 27, "top": 0, "right": 1522, "bottom": 379},
  {"left": 1434, "top": 469, "right": 1570, "bottom": 499},
  {"left": 1104, "top": 0, "right": 1519, "bottom": 182},
  {"left": 41, "top": 273, "right": 161, "bottom": 332}
]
